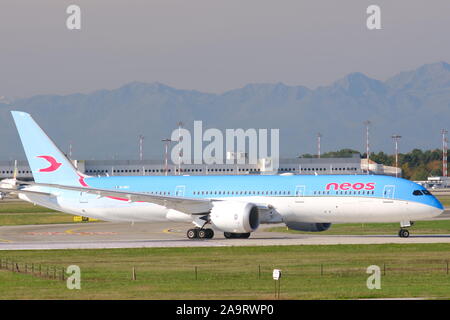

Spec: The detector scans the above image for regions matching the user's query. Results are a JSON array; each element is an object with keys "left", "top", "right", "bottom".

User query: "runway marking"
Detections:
[
  {"left": 64, "top": 226, "right": 118, "bottom": 236},
  {"left": 0, "top": 238, "right": 12, "bottom": 243},
  {"left": 25, "top": 229, "right": 118, "bottom": 236},
  {"left": 65, "top": 227, "right": 81, "bottom": 235},
  {"left": 163, "top": 228, "right": 185, "bottom": 234}
]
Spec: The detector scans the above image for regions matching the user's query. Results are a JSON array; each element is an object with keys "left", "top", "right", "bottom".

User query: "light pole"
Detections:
[
  {"left": 68, "top": 141, "right": 73, "bottom": 159},
  {"left": 442, "top": 129, "right": 448, "bottom": 177},
  {"left": 364, "top": 120, "right": 371, "bottom": 174},
  {"left": 177, "top": 122, "right": 183, "bottom": 175},
  {"left": 139, "top": 135, "right": 144, "bottom": 161},
  {"left": 162, "top": 138, "right": 173, "bottom": 176},
  {"left": 317, "top": 133, "right": 322, "bottom": 159},
  {"left": 391, "top": 135, "right": 401, "bottom": 178}
]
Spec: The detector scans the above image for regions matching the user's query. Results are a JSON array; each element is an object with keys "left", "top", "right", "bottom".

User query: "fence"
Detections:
[
  {"left": 0, "top": 258, "right": 66, "bottom": 281},
  {"left": 1, "top": 259, "right": 448, "bottom": 282}
]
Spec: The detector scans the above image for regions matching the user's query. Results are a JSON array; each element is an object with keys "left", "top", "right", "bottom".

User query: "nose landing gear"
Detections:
[
  {"left": 398, "top": 229, "right": 410, "bottom": 238},
  {"left": 398, "top": 221, "right": 413, "bottom": 238}
]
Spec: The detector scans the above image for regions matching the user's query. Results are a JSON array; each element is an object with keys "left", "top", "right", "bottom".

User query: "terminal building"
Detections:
[{"left": 0, "top": 154, "right": 401, "bottom": 180}]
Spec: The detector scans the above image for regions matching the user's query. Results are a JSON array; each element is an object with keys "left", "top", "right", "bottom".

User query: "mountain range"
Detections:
[{"left": 1, "top": 61, "right": 449, "bottom": 161}]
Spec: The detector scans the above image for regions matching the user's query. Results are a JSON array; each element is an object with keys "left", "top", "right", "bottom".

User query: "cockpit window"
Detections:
[
  {"left": 412, "top": 190, "right": 423, "bottom": 196},
  {"left": 422, "top": 190, "right": 432, "bottom": 195}
]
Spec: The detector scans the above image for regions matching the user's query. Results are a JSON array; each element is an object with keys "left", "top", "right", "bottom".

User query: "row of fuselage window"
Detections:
[
  {"left": 84, "top": 167, "right": 359, "bottom": 174},
  {"left": 300, "top": 167, "right": 359, "bottom": 172},
  {"left": 86, "top": 168, "right": 260, "bottom": 174},
  {"left": 1, "top": 167, "right": 360, "bottom": 175},
  {"left": 140, "top": 190, "right": 376, "bottom": 196},
  {"left": 313, "top": 190, "right": 375, "bottom": 195},
  {"left": 142, "top": 190, "right": 293, "bottom": 196}
]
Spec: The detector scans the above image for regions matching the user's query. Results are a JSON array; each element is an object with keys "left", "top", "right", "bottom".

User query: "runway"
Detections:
[{"left": 1, "top": 212, "right": 450, "bottom": 250}]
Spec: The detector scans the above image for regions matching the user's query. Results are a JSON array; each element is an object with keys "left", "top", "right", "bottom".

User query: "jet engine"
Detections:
[
  {"left": 210, "top": 201, "right": 260, "bottom": 233},
  {"left": 285, "top": 221, "right": 331, "bottom": 232}
]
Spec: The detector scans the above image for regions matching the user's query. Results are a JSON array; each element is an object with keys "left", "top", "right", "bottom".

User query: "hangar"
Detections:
[{"left": 0, "top": 154, "right": 400, "bottom": 180}]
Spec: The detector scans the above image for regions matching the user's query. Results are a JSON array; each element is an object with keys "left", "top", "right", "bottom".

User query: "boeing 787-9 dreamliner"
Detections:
[{"left": 0, "top": 111, "right": 444, "bottom": 240}]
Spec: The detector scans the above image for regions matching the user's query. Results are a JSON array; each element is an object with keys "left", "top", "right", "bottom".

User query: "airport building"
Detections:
[
  {"left": 415, "top": 176, "right": 450, "bottom": 189},
  {"left": 0, "top": 154, "right": 401, "bottom": 180}
]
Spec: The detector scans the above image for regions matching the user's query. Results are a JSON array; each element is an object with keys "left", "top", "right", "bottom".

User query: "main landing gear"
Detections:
[
  {"left": 398, "top": 221, "right": 413, "bottom": 238},
  {"left": 186, "top": 217, "right": 252, "bottom": 240},
  {"left": 187, "top": 228, "right": 214, "bottom": 239},
  {"left": 186, "top": 229, "right": 252, "bottom": 240}
]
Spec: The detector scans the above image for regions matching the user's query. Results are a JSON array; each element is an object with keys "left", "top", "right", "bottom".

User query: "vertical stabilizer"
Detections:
[{"left": 11, "top": 111, "right": 82, "bottom": 185}]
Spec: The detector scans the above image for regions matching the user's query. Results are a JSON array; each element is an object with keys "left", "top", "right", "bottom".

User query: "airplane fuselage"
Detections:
[{"left": 20, "top": 174, "right": 444, "bottom": 225}]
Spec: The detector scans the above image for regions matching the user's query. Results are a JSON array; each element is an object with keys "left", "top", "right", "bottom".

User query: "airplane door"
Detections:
[
  {"left": 79, "top": 192, "right": 89, "bottom": 203},
  {"left": 294, "top": 185, "right": 306, "bottom": 206},
  {"left": 383, "top": 185, "right": 395, "bottom": 199},
  {"left": 295, "top": 185, "right": 306, "bottom": 197},
  {"left": 175, "top": 185, "right": 186, "bottom": 197}
]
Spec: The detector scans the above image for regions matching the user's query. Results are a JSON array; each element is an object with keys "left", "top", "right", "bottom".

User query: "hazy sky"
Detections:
[{"left": 1, "top": 0, "right": 449, "bottom": 98}]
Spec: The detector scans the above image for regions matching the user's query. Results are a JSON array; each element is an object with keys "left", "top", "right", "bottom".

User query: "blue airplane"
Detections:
[{"left": 0, "top": 111, "right": 444, "bottom": 239}]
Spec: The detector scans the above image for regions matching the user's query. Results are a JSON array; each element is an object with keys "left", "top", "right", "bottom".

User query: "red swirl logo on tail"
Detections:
[{"left": 37, "top": 155, "right": 62, "bottom": 172}]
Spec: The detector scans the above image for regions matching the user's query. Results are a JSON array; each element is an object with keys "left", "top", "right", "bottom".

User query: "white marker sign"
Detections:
[{"left": 272, "top": 269, "right": 281, "bottom": 280}]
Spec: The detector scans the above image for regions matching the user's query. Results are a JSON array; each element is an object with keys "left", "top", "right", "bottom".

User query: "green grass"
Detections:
[
  {"left": 1, "top": 199, "right": 450, "bottom": 299},
  {"left": 0, "top": 201, "right": 95, "bottom": 225},
  {"left": 0, "top": 212, "right": 81, "bottom": 226},
  {"left": 267, "top": 220, "right": 450, "bottom": 236},
  {"left": 1, "top": 244, "right": 450, "bottom": 299},
  {"left": 0, "top": 201, "right": 57, "bottom": 214}
]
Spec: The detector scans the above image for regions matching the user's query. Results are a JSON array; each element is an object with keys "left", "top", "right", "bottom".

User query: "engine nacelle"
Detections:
[
  {"left": 285, "top": 222, "right": 331, "bottom": 232},
  {"left": 210, "top": 201, "right": 260, "bottom": 233}
]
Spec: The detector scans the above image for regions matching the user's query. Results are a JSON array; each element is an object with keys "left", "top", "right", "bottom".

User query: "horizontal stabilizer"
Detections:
[{"left": 0, "top": 187, "right": 52, "bottom": 197}]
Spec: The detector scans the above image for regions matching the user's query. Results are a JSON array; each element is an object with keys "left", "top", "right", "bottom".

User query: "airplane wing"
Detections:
[{"left": 28, "top": 183, "right": 213, "bottom": 215}]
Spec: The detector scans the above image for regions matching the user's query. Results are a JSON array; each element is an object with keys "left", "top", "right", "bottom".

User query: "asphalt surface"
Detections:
[{"left": 0, "top": 209, "right": 450, "bottom": 250}]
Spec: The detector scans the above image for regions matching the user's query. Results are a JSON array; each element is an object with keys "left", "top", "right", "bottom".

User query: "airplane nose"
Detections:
[
  {"left": 430, "top": 206, "right": 445, "bottom": 218},
  {"left": 431, "top": 195, "right": 444, "bottom": 211}
]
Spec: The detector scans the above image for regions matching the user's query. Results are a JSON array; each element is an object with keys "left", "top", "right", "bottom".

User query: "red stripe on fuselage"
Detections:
[{"left": 77, "top": 174, "right": 133, "bottom": 202}]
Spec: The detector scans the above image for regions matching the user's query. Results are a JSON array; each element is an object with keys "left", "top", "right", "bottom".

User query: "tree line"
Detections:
[{"left": 301, "top": 149, "right": 445, "bottom": 180}]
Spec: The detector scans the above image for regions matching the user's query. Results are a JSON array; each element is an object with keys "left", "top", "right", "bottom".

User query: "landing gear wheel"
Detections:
[
  {"left": 198, "top": 229, "right": 209, "bottom": 239},
  {"left": 205, "top": 228, "right": 214, "bottom": 239},
  {"left": 197, "top": 229, "right": 206, "bottom": 239},
  {"left": 398, "top": 229, "right": 410, "bottom": 238},
  {"left": 223, "top": 232, "right": 251, "bottom": 239},
  {"left": 187, "top": 228, "right": 199, "bottom": 239},
  {"left": 191, "top": 228, "right": 214, "bottom": 239}
]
